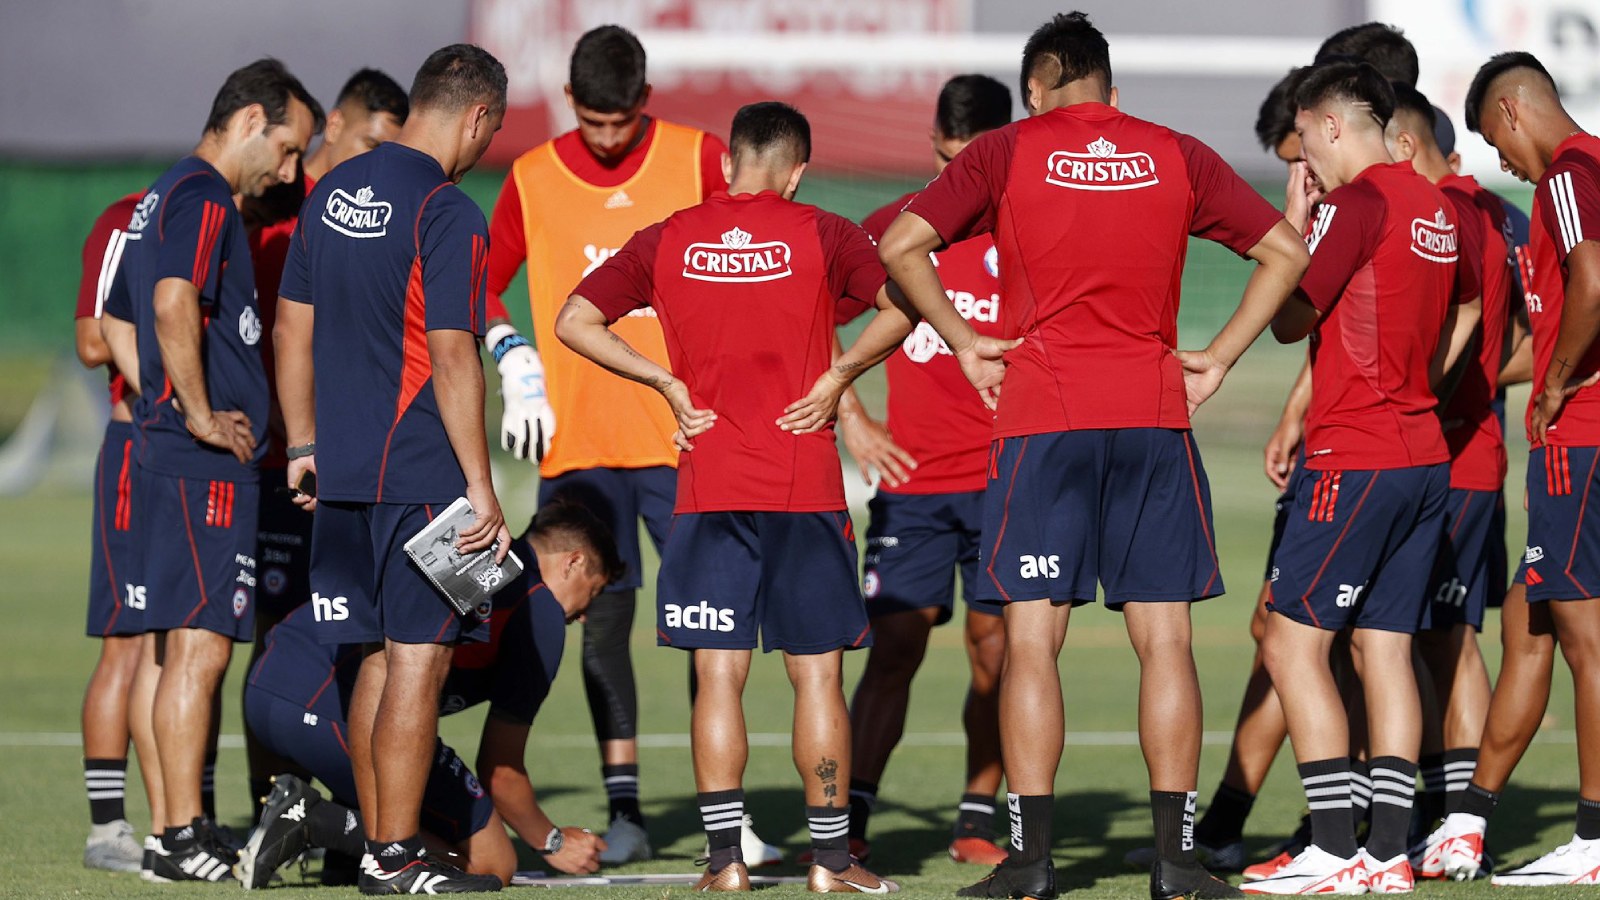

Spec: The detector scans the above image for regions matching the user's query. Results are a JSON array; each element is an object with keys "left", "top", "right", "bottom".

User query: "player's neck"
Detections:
[
  {"left": 1408, "top": 147, "right": 1453, "bottom": 183},
  {"left": 191, "top": 136, "right": 244, "bottom": 194},
  {"left": 1330, "top": 140, "right": 1393, "bottom": 190},
  {"left": 1533, "top": 113, "right": 1587, "bottom": 174},
  {"left": 397, "top": 117, "right": 463, "bottom": 182}
]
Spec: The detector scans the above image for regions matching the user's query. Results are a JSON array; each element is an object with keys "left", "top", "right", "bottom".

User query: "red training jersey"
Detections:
[
  {"left": 1527, "top": 133, "right": 1600, "bottom": 446},
  {"left": 1296, "top": 161, "right": 1472, "bottom": 471},
  {"left": 858, "top": 193, "right": 1002, "bottom": 494},
  {"left": 76, "top": 193, "right": 143, "bottom": 407},
  {"left": 484, "top": 118, "right": 728, "bottom": 322},
  {"left": 248, "top": 175, "right": 316, "bottom": 468},
  {"left": 905, "top": 102, "right": 1282, "bottom": 438},
  {"left": 1438, "top": 173, "right": 1511, "bottom": 490},
  {"left": 577, "top": 190, "right": 887, "bottom": 514}
]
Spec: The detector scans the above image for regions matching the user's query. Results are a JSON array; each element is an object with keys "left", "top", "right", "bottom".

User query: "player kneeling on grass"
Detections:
[
  {"left": 235, "top": 501, "right": 621, "bottom": 888},
  {"left": 556, "top": 101, "right": 916, "bottom": 893},
  {"left": 1247, "top": 62, "right": 1480, "bottom": 896}
]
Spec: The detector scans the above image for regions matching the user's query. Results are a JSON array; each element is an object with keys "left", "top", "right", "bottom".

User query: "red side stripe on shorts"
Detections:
[
  {"left": 115, "top": 440, "right": 133, "bottom": 531},
  {"left": 1564, "top": 449, "right": 1599, "bottom": 596},
  {"left": 224, "top": 482, "right": 234, "bottom": 529},
  {"left": 1297, "top": 472, "right": 1381, "bottom": 628},
  {"left": 178, "top": 479, "right": 210, "bottom": 627},
  {"left": 206, "top": 481, "right": 217, "bottom": 527},
  {"left": 1324, "top": 471, "right": 1342, "bottom": 521},
  {"left": 983, "top": 437, "right": 1029, "bottom": 603},
  {"left": 1182, "top": 436, "right": 1220, "bottom": 597}
]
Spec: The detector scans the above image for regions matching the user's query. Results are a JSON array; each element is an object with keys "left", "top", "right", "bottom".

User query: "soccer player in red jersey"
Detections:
[
  {"left": 1377, "top": 84, "right": 1510, "bottom": 877},
  {"left": 556, "top": 101, "right": 913, "bottom": 894},
  {"left": 275, "top": 44, "right": 509, "bottom": 895},
  {"left": 481, "top": 27, "right": 735, "bottom": 862},
  {"left": 877, "top": 14, "right": 1310, "bottom": 900},
  {"left": 1431, "top": 52, "right": 1600, "bottom": 887},
  {"left": 1246, "top": 64, "right": 1480, "bottom": 896},
  {"left": 75, "top": 191, "right": 150, "bottom": 872},
  {"left": 836, "top": 73, "right": 1012, "bottom": 867},
  {"left": 240, "top": 66, "right": 408, "bottom": 834}
]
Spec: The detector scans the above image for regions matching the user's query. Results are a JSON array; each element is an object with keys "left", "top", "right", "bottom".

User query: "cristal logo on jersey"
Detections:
[
  {"left": 1045, "top": 137, "right": 1159, "bottom": 191},
  {"left": 322, "top": 186, "right": 393, "bottom": 239},
  {"left": 1411, "top": 208, "right": 1459, "bottom": 262},
  {"left": 683, "top": 226, "right": 793, "bottom": 283},
  {"left": 127, "top": 192, "right": 158, "bottom": 237}
]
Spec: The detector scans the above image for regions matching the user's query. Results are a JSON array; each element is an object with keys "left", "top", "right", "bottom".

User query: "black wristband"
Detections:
[{"left": 285, "top": 442, "right": 316, "bottom": 460}]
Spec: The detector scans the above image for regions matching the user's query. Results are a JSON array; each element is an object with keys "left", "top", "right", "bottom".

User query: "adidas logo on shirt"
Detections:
[{"left": 605, "top": 190, "right": 634, "bottom": 209}]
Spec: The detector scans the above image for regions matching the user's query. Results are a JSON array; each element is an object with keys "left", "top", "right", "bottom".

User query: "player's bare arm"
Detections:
[
  {"left": 832, "top": 333, "right": 917, "bottom": 486},
  {"left": 1430, "top": 295, "right": 1483, "bottom": 394},
  {"left": 74, "top": 317, "right": 112, "bottom": 369},
  {"left": 274, "top": 296, "right": 317, "bottom": 510},
  {"left": 1532, "top": 239, "right": 1600, "bottom": 441},
  {"left": 879, "top": 211, "right": 1020, "bottom": 408},
  {"left": 476, "top": 714, "right": 605, "bottom": 874},
  {"left": 99, "top": 311, "right": 140, "bottom": 394},
  {"left": 554, "top": 293, "right": 716, "bottom": 446},
  {"left": 152, "top": 275, "right": 255, "bottom": 463},
  {"left": 781, "top": 284, "right": 918, "bottom": 435},
  {"left": 1177, "top": 219, "right": 1310, "bottom": 415},
  {"left": 429, "top": 327, "right": 510, "bottom": 560},
  {"left": 1264, "top": 353, "right": 1312, "bottom": 490},
  {"left": 1500, "top": 319, "right": 1534, "bottom": 386}
]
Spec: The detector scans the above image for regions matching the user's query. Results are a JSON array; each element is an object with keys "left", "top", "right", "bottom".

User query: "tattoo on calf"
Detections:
[{"left": 815, "top": 757, "right": 840, "bottom": 804}]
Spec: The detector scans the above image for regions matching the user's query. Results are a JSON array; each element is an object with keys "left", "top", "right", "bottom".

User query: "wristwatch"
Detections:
[
  {"left": 540, "top": 827, "right": 563, "bottom": 855},
  {"left": 286, "top": 442, "right": 316, "bottom": 460}
]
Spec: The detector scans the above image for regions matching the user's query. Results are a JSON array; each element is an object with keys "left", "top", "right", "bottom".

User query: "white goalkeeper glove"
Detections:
[{"left": 489, "top": 324, "right": 555, "bottom": 462}]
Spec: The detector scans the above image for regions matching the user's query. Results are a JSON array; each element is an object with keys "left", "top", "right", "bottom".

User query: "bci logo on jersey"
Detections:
[
  {"left": 322, "top": 186, "right": 393, "bottom": 238},
  {"left": 683, "top": 226, "right": 793, "bottom": 283},
  {"left": 1410, "top": 209, "right": 1458, "bottom": 263},
  {"left": 127, "top": 193, "right": 159, "bottom": 237},
  {"left": 1046, "top": 137, "right": 1159, "bottom": 191}
]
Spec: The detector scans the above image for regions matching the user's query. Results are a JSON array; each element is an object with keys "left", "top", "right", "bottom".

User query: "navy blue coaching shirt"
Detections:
[
  {"left": 279, "top": 141, "right": 489, "bottom": 504},
  {"left": 121, "top": 157, "right": 268, "bottom": 481}
]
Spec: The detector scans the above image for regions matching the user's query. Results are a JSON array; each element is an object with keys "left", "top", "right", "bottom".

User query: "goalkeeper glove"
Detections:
[{"left": 489, "top": 324, "right": 555, "bottom": 462}]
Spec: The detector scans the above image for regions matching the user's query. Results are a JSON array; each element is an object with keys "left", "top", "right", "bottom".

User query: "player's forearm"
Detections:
[
  {"left": 1500, "top": 332, "right": 1533, "bottom": 387},
  {"left": 428, "top": 328, "right": 494, "bottom": 488},
  {"left": 1210, "top": 220, "right": 1310, "bottom": 365},
  {"left": 554, "top": 297, "right": 678, "bottom": 393},
  {"left": 273, "top": 299, "right": 316, "bottom": 445},
  {"left": 99, "top": 314, "right": 139, "bottom": 390},
  {"left": 153, "top": 278, "right": 214, "bottom": 422},
  {"left": 1546, "top": 247, "right": 1600, "bottom": 391},
  {"left": 1280, "top": 354, "right": 1312, "bottom": 425},
  {"left": 880, "top": 215, "right": 976, "bottom": 354},
  {"left": 75, "top": 318, "right": 112, "bottom": 369},
  {"left": 1271, "top": 295, "right": 1320, "bottom": 344},
  {"left": 483, "top": 763, "right": 554, "bottom": 844},
  {"left": 1431, "top": 297, "right": 1482, "bottom": 391},
  {"left": 835, "top": 289, "right": 918, "bottom": 385}
]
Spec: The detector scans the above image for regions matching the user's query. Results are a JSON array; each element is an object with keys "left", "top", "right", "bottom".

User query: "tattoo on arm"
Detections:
[
  {"left": 1557, "top": 357, "right": 1575, "bottom": 377},
  {"left": 605, "top": 329, "right": 645, "bottom": 362}
]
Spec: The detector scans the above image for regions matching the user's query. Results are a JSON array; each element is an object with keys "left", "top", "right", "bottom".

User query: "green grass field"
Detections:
[{"left": 0, "top": 173, "right": 1578, "bottom": 898}]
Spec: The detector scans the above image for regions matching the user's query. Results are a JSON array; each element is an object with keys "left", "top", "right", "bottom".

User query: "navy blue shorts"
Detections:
[
  {"left": 255, "top": 467, "right": 314, "bottom": 624},
  {"left": 1265, "top": 452, "right": 1313, "bottom": 582},
  {"left": 307, "top": 501, "right": 489, "bottom": 646},
  {"left": 1522, "top": 446, "right": 1600, "bottom": 602},
  {"left": 1421, "top": 489, "right": 1506, "bottom": 632},
  {"left": 539, "top": 466, "right": 674, "bottom": 592},
  {"left": 977, "top": 429, "right": 1223, "bottom": 608},
  {"left": 1268, "top": 464, "right": 1449, "bottom": 633},
  {"left": 243, "top": 688, "right": 493, "bottom": 844},
  {"left": 141, "top": 469, "right": 258, "bottom": 640},
  {"left": 656, "top": 511, "right": 871, "bottom": 653},
  {"left": 863, "top": 491, "right": 1001, "bottom": 622},
  {"left": 87, "top": 421, "right": 146, "bottom": 637}
]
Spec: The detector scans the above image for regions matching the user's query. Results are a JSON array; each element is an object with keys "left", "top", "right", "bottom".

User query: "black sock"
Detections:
[
  {"left": 602, "top": 763, "right": 644, "bottom": 827},
  {"left": 1298, "top": 758, "right": 1356, "bottom": 858},
  {"left": 1366, "top": 756, "right": 1417, "bottom": 861},
  {"left": 1006, "top": 793, "right": 1053, "bottom": 865},
  {"left": 848, "top": 778, "right": 877, "bottom": 842},
  {"left": 202, "top": 753, "right": 218, "bottom": 822},
  {"left": 1151, "top": 791, "right": 1198, "bottom": 864},
  {"left": 1577, "top": 798, "right": 1600, "bottom": 841},
  {"left": 1349, "top": 759, "right": 1372, "bottom": 832},
  {"left": 306, "top": 800, "right": 366, "bottom": 858},
  {"left": 1194, "top": 782, "right": 1255, "bottom": 846},
  {"left": 84, "top": 757, "right": 127, "bottom": 826},
  {"left": 249, "top": 776, "right": 274, "bottom": 822},
  {"left": 954, "top": 792, "right": 997, "bottom": 840},
  {"left": 369, "top": 834, "right": 425, "bottom": 872},
  {"left": 1417, "top": 752, "right": 1447, "bottom": 827},
  {"left": 809, "top": 805, "right": 852, "bottom": 872},
  {"left": 1443, "top": 748, "right": 1478, "bottom": 808},
  {"left": 164, "top": 817, "right": 202, "bottom": 851},
  {"left": 698, "top": 789, "right": 744, "bottom": 873},
  {"left": 1449, "top": 782, "right": 1499, "bottom": 819}
]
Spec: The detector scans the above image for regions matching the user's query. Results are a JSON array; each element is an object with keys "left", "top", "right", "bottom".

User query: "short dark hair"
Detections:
[
  {"left": 1020, "top": 12, "right": 1111, "bottom": 106},
  {"left": 729, "top": 101, "right": 811, "bottom": 164},
  {"left": 1314, "top": 22, "right": 1419, "bottom": 86},
  {"left": 935, "top": 75, "right": 1011, "bottom": 140},
  {"left": 204, "top": 58, "right": 325, "bottom": 136},
  {"left": 1295, "top": 61, "right": 1396, "bottom": 130},
  {"left": 1255, "top": 67, "right": 1308, "bottom": 150},
  {"left": 1388, "top": 81, "right": 1437, "bottom": 132},
  {"left": 410, "top": 44, "right": 507, "bottom": 115},
  {"left": 528, "top": 501, "right": 626, "bottom": 583},
  {"left": 335, "top": 68, "right": 409, "bottom": 122},
  {"left": 1464, "top": 51, "right": 1555, "bottom": 134},
  {"left": 569, "top": 25, "right": 648, "bottom": 112}
]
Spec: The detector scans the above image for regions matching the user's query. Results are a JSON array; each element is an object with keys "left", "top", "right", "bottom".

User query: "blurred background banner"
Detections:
[{"left": 1375, "top": 0, "right": 1600, "bottom": 185}]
